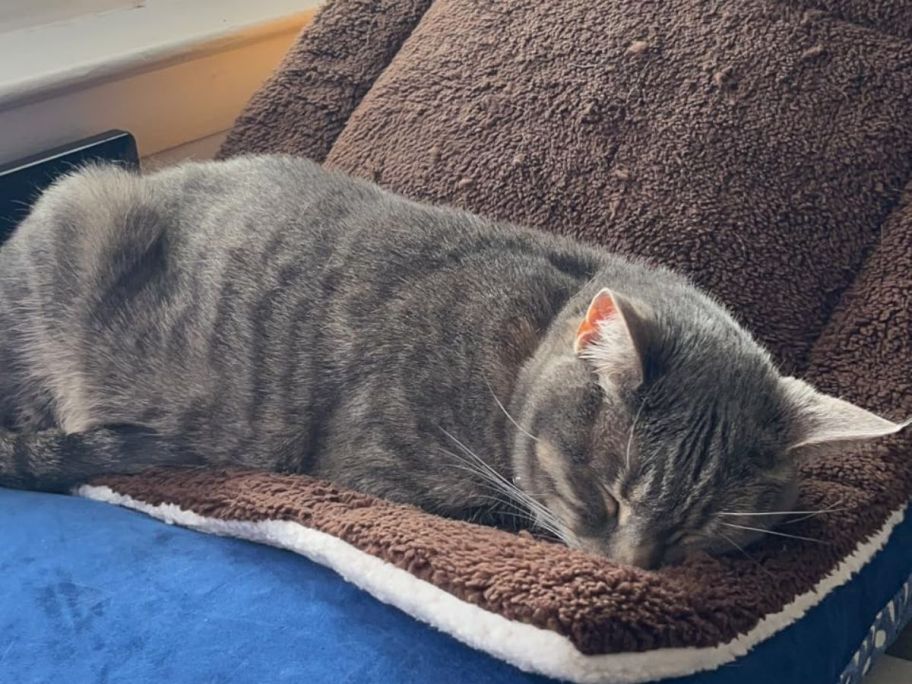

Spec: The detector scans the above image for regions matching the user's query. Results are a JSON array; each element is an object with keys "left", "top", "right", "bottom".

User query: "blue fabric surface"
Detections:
[
  {"left": 2, "top": 489, "right": 910, "bottom": 684},
  {"left": 0, "top": 490, "right": 549, "bottom": 684}
]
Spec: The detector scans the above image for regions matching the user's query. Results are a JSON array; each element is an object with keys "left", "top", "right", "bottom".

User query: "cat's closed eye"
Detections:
[
  {"left": 666, "top": 530, "right": 701, "bottom": 550},
  {"left": 580, "top": 486, "right": 619, "bottom": 532}
]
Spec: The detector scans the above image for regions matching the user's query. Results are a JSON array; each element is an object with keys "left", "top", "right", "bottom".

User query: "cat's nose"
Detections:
[{"left": 611, "top": 541, "right": 664, "bottom": 569}]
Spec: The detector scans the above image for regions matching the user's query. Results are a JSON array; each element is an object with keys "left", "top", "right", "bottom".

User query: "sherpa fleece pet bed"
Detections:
[{"left": 5, "top": 0, "right": 912, "bottom": 682}]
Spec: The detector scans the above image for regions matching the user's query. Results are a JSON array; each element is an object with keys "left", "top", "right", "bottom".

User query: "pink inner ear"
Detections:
[{"left": 574, "top": 290, "right": 618, "bottom": 354}]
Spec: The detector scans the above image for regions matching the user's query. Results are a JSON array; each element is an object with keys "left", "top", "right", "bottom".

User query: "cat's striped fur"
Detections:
[{"left": 0, "top": 156, "right": 905, "bottom": 566}]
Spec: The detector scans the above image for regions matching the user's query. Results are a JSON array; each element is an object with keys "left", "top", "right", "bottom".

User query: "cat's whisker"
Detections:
[
  {"left": 716, "top": 531, "right": 775, "bottom": 581},
  {"left": 719, "top": 504, "right": 846, "bottom": 527},
  {"left": 720, "top": 521, "right": 828, "bottom": 545},
  {"left": 780, "top": 506, "right": 846, "bottom": 525},
  {"left": 517, "top": 497, "right": 574, "bottom": 545},
  {"left": 442, "top": 462, "right": 518, "bottom": 500},
  {"left": 437, "top": 427, "right": 573, "bottom": 542},
  {"left": 515, "top": 494, "right": 568, "bottom": 540},
  {"left": 437, "top": 430, "right": 522, "bottom": 500},
  {"left": 440, "top": 453, "right": 530, "bottom": 510},
  {"left": 438, "top": 430, "right": 526, "bottom": 504},
  {"left": 470, "top": 486, "right": 537, "bottom": 517},
  {"left": 439, "top": 440, "right": 544, "bottom": 518},
  {"left": 718, "top": 507, "right": 842, "bottom": 517},
  {"left": 491, "top": 511, "right": 545, "bottom": 530},
  {"left": 472, "top": 494, "right": 541, "bottom": 528},
  {"left": 482, "top": 375, "right": 540, "bottom": 443},
  {"left": 476, "top": 495, "right": 537, "bottom": 522}
]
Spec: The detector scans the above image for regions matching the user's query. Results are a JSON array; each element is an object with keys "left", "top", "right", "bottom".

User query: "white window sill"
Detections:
[{"left": 0, "top": 0, "right": 322, "bottom": 165}]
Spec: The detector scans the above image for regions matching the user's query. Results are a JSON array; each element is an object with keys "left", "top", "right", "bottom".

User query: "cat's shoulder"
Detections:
[{"left": 37, "top": 161, "right": 144, "bottom": 210}]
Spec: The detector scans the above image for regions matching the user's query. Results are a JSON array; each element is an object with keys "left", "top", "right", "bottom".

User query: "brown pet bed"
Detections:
[{"left": 86, "top": 0, "right": 912, "bottom": 681}]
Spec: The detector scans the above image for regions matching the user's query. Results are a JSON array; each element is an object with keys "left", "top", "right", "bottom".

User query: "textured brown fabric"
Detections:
[
  {"left": 781, "top": 1, "right": 912, "bottom": 38},
  {"left": 807, "top": 180, "right": 912, "bottom": 420},
  {"left": 218, "top": 0, "right": 433, "bottom": 161},
  {"left": 93, "top": 465, "right": 888, "bottom": 655},
  {"left": 179, "top": 0, "right": 912, "bottom": 657}
]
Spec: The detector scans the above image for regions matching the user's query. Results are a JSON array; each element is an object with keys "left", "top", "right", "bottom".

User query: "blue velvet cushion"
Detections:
[{"left": 2, "top": 489, "right": 909, "bottom": 683}]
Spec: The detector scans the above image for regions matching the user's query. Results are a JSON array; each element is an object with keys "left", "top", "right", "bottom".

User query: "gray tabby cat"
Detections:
[{"left": 0, "top": 156, "right": 906, "bottom": 568}]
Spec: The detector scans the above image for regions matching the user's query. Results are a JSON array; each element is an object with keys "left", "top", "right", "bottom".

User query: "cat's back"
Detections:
[
  {"left": 0, "top": 154, "right": 605, "bottom": 436},
  {"left": 0, "top": 156, "right": 379, "bottom": 431},
  {"left": 2, "top": 155, "right": 372, "bottom": 303}
]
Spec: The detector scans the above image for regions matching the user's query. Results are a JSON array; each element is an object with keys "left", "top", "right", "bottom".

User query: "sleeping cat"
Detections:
[{"left": 0, "top": 156, "right": 906, "bottom": 568}]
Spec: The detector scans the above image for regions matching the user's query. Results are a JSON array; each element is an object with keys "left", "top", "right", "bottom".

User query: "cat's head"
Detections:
[{"left": 510, "top": 287, "right": 909, "bottom": 568}]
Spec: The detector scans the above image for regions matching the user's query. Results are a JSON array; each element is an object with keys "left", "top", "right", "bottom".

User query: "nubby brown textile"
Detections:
[
  {"left": 115, "top": 0, "right": 912, "bottom": 657},
  {"left": 781, "top": 0, "right": 912, "bottom": 37}
]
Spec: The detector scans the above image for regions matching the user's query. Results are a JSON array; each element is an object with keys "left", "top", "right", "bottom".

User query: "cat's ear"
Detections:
[
  {"left": 781, "top": 376, "right": 910, "bottom": 454},
  {"left": 574, "top": 288, "right": 651, "bottom": 390}
]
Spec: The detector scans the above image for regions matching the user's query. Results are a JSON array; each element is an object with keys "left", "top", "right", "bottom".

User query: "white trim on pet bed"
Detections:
[{"left": 78, "top": 484, "right": 906, "bottom": 684}]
